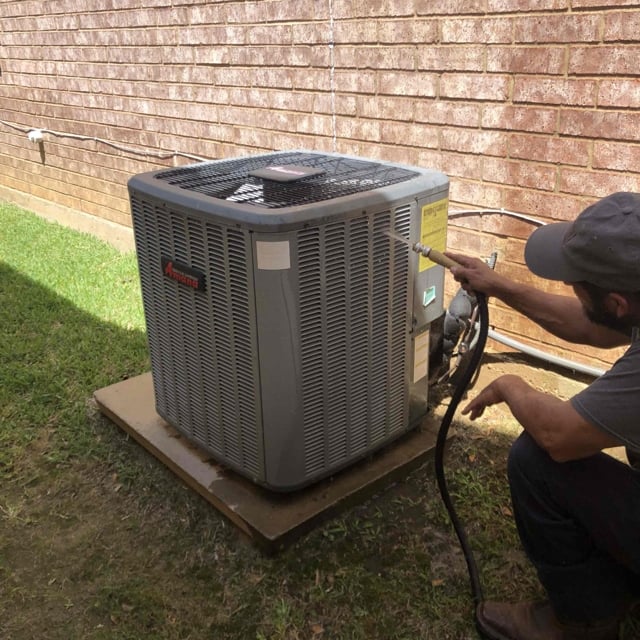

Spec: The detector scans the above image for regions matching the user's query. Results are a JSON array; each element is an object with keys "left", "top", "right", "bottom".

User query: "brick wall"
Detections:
[{"left": 1, "top": 0, "right": 639, "bottom": 369}]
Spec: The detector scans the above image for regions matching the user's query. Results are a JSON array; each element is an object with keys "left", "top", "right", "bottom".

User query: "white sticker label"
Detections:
[
  {"left": 256, "top": 241, "right": 291, "bottom": 270},
  {"left": 413, "top": 330, "right": 430, "bottom": 383}
]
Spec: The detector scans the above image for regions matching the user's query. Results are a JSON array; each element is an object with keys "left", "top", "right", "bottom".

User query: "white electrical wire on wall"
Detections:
[{"left": 0, "top": 118, "right": 209, "bottom": 163}]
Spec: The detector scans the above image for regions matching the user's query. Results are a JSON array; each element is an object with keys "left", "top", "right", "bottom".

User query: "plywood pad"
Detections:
[{"left": 94, "top": 373, "right": 441, "bottom": 552}]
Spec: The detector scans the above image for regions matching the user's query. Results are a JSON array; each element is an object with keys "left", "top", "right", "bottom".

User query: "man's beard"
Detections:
[{"left": 585, "top": 303, "right": 634, "bottom": 334}]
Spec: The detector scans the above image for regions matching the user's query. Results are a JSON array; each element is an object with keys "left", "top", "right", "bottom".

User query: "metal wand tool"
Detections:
[{"left": 383, "top": 229, "right": 460, "bottom": 270}]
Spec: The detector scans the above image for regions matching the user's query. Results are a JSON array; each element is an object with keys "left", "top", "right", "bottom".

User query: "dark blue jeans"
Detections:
[{"left": 507, "top": 432, "right": 640, "bottom": 623}]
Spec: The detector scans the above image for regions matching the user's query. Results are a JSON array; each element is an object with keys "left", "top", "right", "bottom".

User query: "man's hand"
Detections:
[
  {"left": 461, "top": 374, "right": 622, "bottom": 461},
  {"left": 461, "top": 376, "right": 511, "bottom": 420},
  {"left": 446, "top": 253, "right": 508, "bottom": 297}
]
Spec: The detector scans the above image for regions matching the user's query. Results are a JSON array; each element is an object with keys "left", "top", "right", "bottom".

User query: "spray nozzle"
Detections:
[{"left": 383, "top": 229, "right": 460, "bottom": 270}]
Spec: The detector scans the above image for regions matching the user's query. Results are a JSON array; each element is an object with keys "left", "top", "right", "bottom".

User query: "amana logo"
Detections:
[{"left": 161, "top": 256, "right": 206, "bottom": 291}]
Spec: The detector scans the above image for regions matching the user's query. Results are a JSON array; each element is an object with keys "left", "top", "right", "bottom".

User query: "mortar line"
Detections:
[{"left": 328, "top": 0, "right": 337, "bottom": 151}]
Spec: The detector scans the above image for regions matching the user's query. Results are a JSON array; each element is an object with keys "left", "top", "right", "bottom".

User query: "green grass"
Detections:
[
  {"left": 1, "top": 201, "right": 638, "bottom": 640},
  {"left": 0, "top": 203, "right": 149, "bottom": 477}
]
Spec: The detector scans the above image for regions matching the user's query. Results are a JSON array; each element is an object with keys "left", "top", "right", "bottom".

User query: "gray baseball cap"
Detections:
[{"left": 524, "top": 191, "right": 640, "bottom": 292}]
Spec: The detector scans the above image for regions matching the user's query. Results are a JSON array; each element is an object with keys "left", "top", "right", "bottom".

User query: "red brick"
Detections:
[
  {"left": 482, "top": 157, "right": 557, "bottom": 191},
  {"left": 235, "top": 125, "right": 278, "bottom": 149},
  {"left": 415, "top": 0, "right": 485, "bottom": 15},
  {"left": 440, "top": 73, "right": 511, "bottom": 101},
  {"left": 124, "top": 0, "right": 169, "bottom": 8},
  {"left": 573, "top": 0, "right": 637, "bottom": 5},
  {"left": 418, "top": 149, "right": 482, "bottom": 179},
  {"left": 446, "top": 227, "right": 521, "bottom": 264},
  {"left": 291, "top": 22, "right": 331, "bottom": 45},
  {"left": 330, "top": 70, "right": 377, "bottom": 94},
  {"left": 252, "top": 67, "right": 298, "bottom": 89},
  {"left": 261, "top": 1, "right": 318, "bottom": 22},
  {"left": 417, "top": 46, "right": 484, "bottom": 72},
  {"left": 442, "top": 18, "right": 514, "bottom": 44},
  {"left": 333, "top": 46, "right": 416, "bottom": 71},
  {"left": 593, "top": 141, "right": 640, "bottom": 172},
  {"left": 449, "top": 180, "right": 504, "bottom": 208},
  {"left": 355, "top": 142, "right": 412, "bottom": 164},
  {"left": 378, "top": 71, "right": 438, "bottom": 97},
  {"left": 269, "top": 91, "right": 316, "bottom": 113},
  {"left": 3, "top": 0, "right": 640, "bottom": 376},
  {"left": 502, "top": 189, "right": 587, "bottom": 222},
  {"left": 509, "top": 134, "right": 590, "bottom": 167},
  {"left": 487, "top": 46, "right": 566, "bottom": 74},
  {"left": 380, "top": 121, "right": 439, "bottom": 148},
  {"left": 598, "top": 79, "right": 640, "bottom": 109},
  {"left": 295, "top": 114, "right": 334, "bottom": 137},
  {"left": 449, "top": 212, "right": 540, "bottom": 244},
  {"left": 513, "top": 78, "right": 596, "bottom": 107},
  {"left": 559, "top": 109, "right": 640, "bottom": 143},
  {"left": 335, "top": 116, "right": 382, "bottom": 142},
  {"left": 332, "top": 0, "right": 414, "bottom": 19},
  {"left": 559, "top": 167, "right": 640, "bottom": 198},
  {"left": 331, "top": 20, "right": 377, "bottom": 44},
  {"left": 482, "top": 105, "right": 557, "bottom": 134},
  {"left": 243, "top": 24, "right": 293, "bottom": 45},
  {"left": 415, "top": 101, "right": 481, "bottom": 127},
  {"left": 0, "top": 2, "right": 29, "bottom": 17},
  {"left": 378, "top": 19, "right": 438, "bottom": 44},
  {"left": 442, "top": 129, "right": 509, "bottom": 157},
  {"left": 318, "top": 94, "right": 358, "bottom": 116},
  {"left": 237, "top": 45, "right": 330, "bottom": 68},
  {"left": 569, "top": 46, "right": 640, "bottom": 75},
  {"left": 603, "top": 11, "right": 640, "bottom": 42},
  {"left": 357, "top": 96, "right": 417, "bottom": 121},
  {"left": 178, "top": 25, "right": 247, "bottom": 46},
  {"left": 487, "top": 0, "right": 569, "bottom": 11},
  {"left": 514, "top": 14, "right": 600, "bottom": 43}
]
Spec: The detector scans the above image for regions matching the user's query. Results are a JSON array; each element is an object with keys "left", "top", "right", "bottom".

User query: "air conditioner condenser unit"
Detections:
[{"left": 128, "top": 151, "right": 449, "bottom": 491}]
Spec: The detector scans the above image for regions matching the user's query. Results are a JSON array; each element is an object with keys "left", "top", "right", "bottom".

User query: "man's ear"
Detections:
[{"left": 606, "top": 292, "right": 631, "bottom": 318}]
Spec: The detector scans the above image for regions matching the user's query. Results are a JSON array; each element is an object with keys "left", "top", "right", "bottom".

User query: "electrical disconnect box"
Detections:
[{"left": 128, "top": 151, "right": 449, "bottom": 491}]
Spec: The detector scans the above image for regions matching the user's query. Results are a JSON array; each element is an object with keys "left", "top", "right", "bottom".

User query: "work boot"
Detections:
[{"left": 476, "top": 600, "right": 621, "bottom": 640}]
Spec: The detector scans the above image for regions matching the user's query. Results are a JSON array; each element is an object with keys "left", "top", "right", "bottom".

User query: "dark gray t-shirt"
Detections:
[{"left": 571, "top": 339, "right": 640, "bottom": 452}]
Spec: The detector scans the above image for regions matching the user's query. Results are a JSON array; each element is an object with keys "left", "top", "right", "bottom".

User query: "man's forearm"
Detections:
[
  {"left": 491, "top": 277, "right": 626, "bottom": 348},
  {"left": 491, "top": 375, "right": 620, "bottom": 461},
  {"left": 493, "top": 375, "right": 557, "bottom": 447},
  {"left": 493, "top": 279, "right": 586, "bottom": 342},
  {"left": 448, "top": 255, "right": 627, "bottom": 348}
]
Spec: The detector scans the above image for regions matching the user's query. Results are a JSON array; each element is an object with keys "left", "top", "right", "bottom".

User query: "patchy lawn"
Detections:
[{"left": 1, "top": 203, "right": 638, "bottom": 639}]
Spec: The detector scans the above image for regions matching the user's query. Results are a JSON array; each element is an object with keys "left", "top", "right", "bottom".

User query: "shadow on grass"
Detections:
[{"left": 0, "top": 261, "right": 150, "bottom": 475}]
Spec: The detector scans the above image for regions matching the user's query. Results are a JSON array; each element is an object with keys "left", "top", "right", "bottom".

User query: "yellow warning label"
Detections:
[{"left": 419, "top": 198, "right": 449, "bottom": 272}]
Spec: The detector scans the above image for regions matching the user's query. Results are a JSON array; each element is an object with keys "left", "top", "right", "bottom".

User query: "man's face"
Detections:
[{"left": 571, "top": 283, "right": 634, "bottom": 333}]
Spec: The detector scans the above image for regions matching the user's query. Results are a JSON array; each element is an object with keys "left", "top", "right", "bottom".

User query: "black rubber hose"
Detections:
[{"left": 433, "top": 291, "right": 490, "bottom": 628}]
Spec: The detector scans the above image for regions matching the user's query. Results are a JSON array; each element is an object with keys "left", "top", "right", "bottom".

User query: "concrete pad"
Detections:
[{"left": 94, "top": 372, "right": 442, "bottom": 553}]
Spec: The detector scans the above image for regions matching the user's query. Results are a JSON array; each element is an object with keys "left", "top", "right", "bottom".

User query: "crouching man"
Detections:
[{"left": 449, "top": 192, "right": 640, "bottom": 640}]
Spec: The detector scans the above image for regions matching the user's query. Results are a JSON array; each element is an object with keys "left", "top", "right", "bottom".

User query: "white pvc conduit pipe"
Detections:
[{"left": 449, "top": 207, "right": 607, "bottom": 379}]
